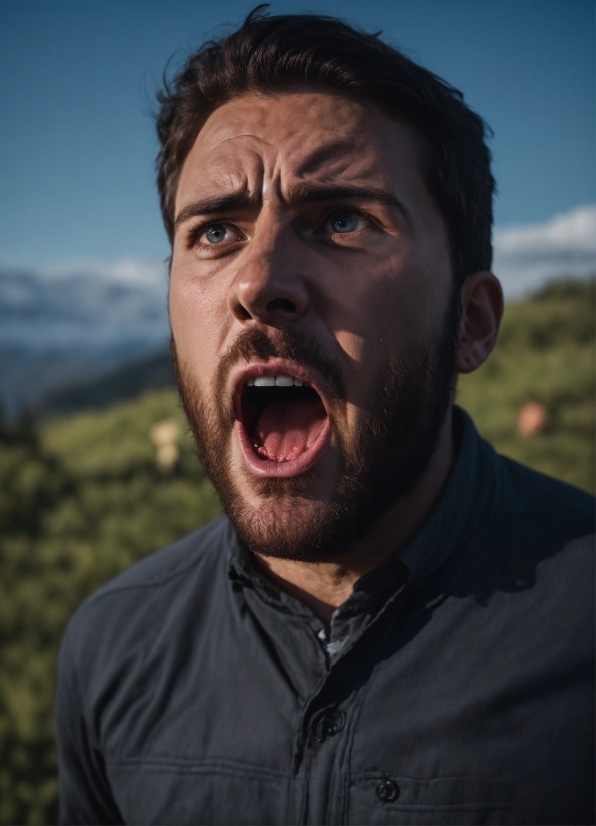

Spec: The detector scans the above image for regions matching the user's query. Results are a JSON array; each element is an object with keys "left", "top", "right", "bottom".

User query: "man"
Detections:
[{"left": 56, "top": 9, "right": 595, "bottom": 825}]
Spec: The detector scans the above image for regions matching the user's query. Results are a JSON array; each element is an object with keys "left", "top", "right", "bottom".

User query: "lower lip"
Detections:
[{"left": 234, "top": 417, "right": 332, "bottom": 477}]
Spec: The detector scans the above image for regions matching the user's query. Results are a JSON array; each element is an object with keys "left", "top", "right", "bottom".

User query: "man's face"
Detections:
[{"left": 170, "top": 91, "right": 456, "bottom": 560}]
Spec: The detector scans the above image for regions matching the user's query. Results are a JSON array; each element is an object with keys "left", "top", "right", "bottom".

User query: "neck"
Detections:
[{"left": 253, "top": 408, "right": 456, "bottom": 623}]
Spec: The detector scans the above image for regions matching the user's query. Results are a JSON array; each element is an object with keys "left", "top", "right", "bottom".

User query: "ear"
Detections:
[{"left": 456, "top": 271, "right": 503, "bottom": 374}]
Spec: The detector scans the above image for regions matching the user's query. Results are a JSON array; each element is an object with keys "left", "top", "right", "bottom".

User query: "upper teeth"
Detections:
[{"left": 247, "top": 375, "right": 304, "bottom": 387}]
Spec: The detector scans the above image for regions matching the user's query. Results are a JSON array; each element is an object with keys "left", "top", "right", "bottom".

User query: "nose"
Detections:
[{"left": 228, "top": 219, "right": 310, "bottom": 326}]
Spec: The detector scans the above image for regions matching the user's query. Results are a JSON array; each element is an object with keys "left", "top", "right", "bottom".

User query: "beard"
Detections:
[{"left": 172, "top": 291, "right": 459, "bottom": 563}]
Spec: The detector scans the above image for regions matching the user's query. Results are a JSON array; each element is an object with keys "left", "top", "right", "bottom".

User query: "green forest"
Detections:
[{"left": 0, "top": 278, "right": 594, "bottom": 824}]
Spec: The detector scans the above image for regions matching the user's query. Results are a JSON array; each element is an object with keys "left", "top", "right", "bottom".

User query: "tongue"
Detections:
[{"left": 255, "top": 398, "right": 326, "bottom": 462}]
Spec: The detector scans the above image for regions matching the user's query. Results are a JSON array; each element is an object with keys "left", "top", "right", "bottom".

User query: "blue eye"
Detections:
[
  {"left": 204, "top": 224, "right": 228, "bottom": 244},
  {"left": 327, "top": 212, "right": 362, "bottom": 234}
]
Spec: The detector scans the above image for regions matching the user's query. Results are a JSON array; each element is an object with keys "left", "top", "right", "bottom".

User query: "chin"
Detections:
[
  {"left": 235, "top": 498, "right": 322, "bottom": 557},
  {"left": 218, "top": 454, "right": 341, "bottom": 560}
]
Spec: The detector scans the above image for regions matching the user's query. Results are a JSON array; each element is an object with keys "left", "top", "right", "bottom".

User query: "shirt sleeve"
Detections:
[{"left": 55, "top": 613, "right": 123, "bottom": 825}]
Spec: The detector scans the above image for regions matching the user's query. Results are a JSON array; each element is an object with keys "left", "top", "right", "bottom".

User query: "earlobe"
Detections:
[{"left": 455, "top": 271, "right": 504, "bottom": 374}]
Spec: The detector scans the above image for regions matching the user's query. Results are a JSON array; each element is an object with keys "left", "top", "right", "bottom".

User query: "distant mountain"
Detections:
[
  {"left": 41, "top": 347, "right": 174, "bottom": 416},
  {"left": 0, "top": 264, "right": 169, "bottom": 416}
]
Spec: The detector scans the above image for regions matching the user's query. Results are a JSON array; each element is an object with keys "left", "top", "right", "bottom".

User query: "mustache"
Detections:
[{"left": 215, "top": 326, "right": 345, "bottom": 401}]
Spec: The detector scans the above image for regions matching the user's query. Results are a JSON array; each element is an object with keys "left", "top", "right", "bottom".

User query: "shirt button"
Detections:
[
  {"left": 328, "top": 709, "right": 346, "bottom": 735},
  {"left": 313, "top": 709, "right": 346, "bottom": 742},
  {"left": 376, "top": 778, "right": 399, "bottom": 802}
]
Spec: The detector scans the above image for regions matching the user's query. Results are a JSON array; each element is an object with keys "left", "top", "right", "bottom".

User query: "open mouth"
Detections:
[{"left": 234, "top": 367, "right": 331, "bottom": 476}]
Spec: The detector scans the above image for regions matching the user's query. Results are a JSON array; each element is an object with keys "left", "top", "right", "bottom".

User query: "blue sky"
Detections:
[{"left": 0, "top": 0, "right": 594, "bottom": 267}]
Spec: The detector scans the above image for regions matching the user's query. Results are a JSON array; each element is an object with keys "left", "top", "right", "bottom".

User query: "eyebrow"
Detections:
[
  {"left": 290, "top": 183, "right": 411, "bottom": 218},
  {"left": 174, "top": 192, "right": 256, "bottom": 229},
  {"left": 174, "top": 183, "right": 411, "bottom": 230}
]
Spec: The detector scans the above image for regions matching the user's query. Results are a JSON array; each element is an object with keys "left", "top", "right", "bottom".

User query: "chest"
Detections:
[{"left": 96, "top": 593, "right": 593, "bottom": 825}]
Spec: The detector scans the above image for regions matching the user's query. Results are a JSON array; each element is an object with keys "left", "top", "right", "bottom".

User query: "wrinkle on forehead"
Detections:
[
  {"left": 179, "top": 92, "right": 423, "bottom": 205},
  {"left": 180, "top": 143, "right": 266, "bottom": 203}
]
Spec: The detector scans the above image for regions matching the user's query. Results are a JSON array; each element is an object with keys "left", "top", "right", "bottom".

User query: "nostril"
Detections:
[
  {"left": 236, "top": 304, "right": 251, "bottom": 321},
  {"left": 266, "top": 298, "right": 296, "bottom": 314}
]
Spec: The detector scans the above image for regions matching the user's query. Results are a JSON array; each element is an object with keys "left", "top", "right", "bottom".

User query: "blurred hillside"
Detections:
[
  {"left": 42, "top": 348, "right": 174, "bottom": 417},
  {"left": 458, "top": 278, "right": 595, "bottom": 492},
  {"left": 0, "top": 277, "right": 593, "bottom": 824}
]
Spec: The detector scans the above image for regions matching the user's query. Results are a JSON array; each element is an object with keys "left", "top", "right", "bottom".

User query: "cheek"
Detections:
[
  {"left": 328, "top": 248, "right": 451, "bottom": 394},
  {"left": 322, "top": 251, "right": 413, "bottom": 365},
  {"left": 169, "top": 262, "right": 231, "bottom": 380},
  {"left": 377, "top": 259, "right": 452, "bottom": 357},
  {"left": 318, "top": 254, "right": 403, "bottom": 413}
]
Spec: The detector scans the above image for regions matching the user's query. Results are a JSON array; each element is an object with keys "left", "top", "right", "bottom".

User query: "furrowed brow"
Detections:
[
  {"left": 174, "top": 192, "right": 257, "bottom": 230},
  {"left": 287, "top": 183, "right": 412, "bottom": 220},
  {"left": 174, "top": 184, "right": 412, "bottom": 230}
]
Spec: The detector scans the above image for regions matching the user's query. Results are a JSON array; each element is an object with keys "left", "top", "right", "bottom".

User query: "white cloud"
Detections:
[
  {"left": 493, "top": 204, "right": 596, "bottom": 300},
  {"left": 39, "top": 256, "right": 170, "bottom": 288},
  {"left": 93, "top": 257, "right": 169, "bottom": 287}
]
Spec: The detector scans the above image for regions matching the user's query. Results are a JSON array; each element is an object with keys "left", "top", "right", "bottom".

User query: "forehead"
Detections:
[{"left": 176, "top": 91, "right": 425, "bottom": 202}]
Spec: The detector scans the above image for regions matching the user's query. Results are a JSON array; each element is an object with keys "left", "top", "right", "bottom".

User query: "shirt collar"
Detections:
[{"left": 395, "top": 406, "right": 498, "bottom": 587}]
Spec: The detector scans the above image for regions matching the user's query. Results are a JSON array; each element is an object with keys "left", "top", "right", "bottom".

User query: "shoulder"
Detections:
[
  {"left": 86, "top": 514, "right": 232, "bottom": 597},
  {"left": 58, "top": 516, "right": 234, "bottom": 684},
  {"left": 443, "top": 450, "right": 595, "bottom": 682},
  {"left": 86, "top": 513, "right": 233, "bottom": 607},
  {"left": 496, "top": 452, "right": 595, "bottom": 543},
  {"left": 468, "top": 451, "right": 595, "bottom": 637}
]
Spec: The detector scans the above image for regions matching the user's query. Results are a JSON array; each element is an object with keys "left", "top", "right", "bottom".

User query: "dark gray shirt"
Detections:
[{"left": 56, "top": 410, "right": 595, "bottom": 825}]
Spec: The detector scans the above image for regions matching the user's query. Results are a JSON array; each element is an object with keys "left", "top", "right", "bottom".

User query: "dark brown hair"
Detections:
[{"left": 156, "top": 5, "right": 495, "bottom": 284}]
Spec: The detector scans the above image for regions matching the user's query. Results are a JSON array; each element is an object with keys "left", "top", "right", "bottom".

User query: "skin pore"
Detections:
[{"left": 169, "top": 90, "right": 503, "bottom": 623}]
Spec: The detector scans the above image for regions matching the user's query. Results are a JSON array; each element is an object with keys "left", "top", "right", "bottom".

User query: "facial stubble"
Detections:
[{"left": 172, "top": 294, "right": 459, "bottom": 562}]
